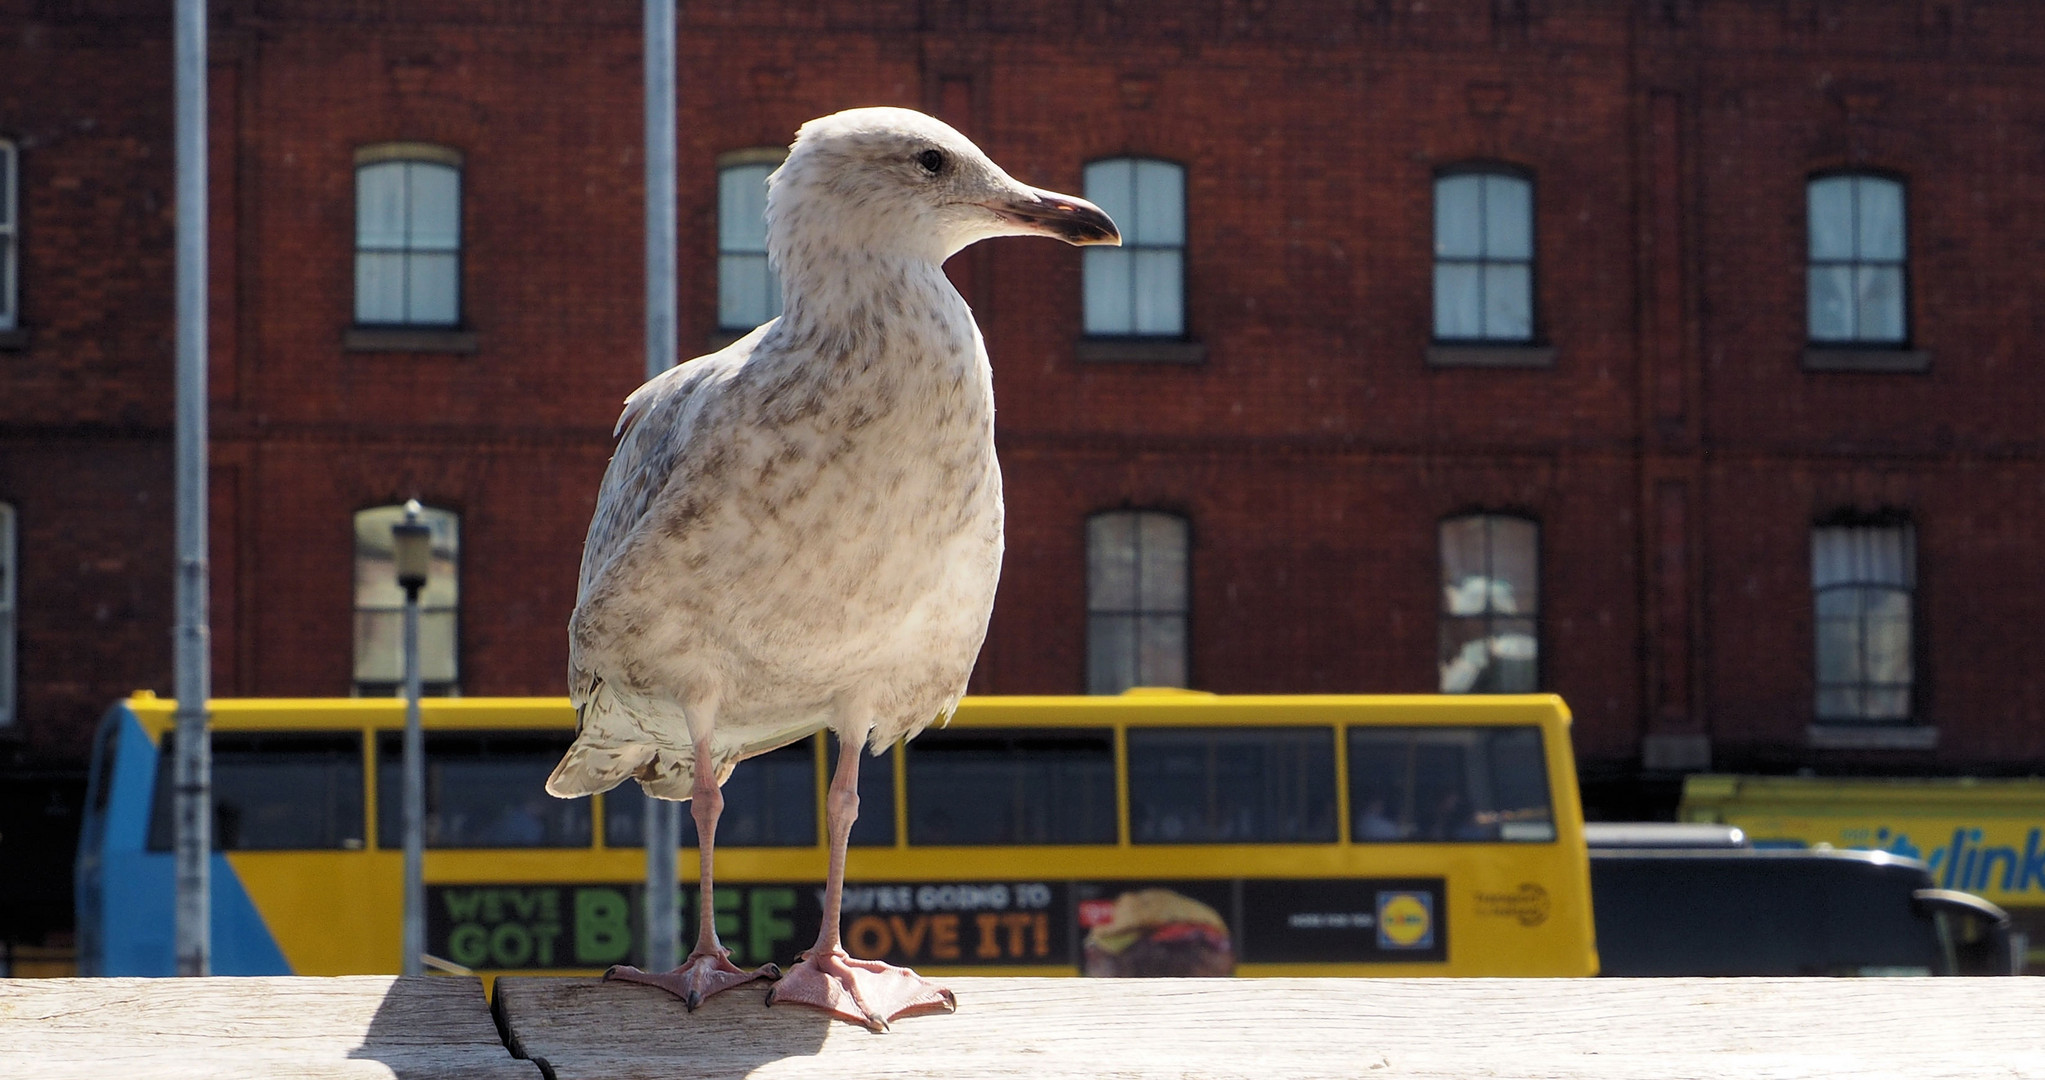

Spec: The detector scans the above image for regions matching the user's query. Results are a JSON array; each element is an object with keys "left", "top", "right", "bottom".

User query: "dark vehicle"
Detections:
[{"left": 1589, "top": 835, "right": 2018, "bottom": 976}]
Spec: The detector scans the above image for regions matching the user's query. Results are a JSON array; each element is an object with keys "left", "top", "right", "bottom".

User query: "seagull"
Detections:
[{"left": 545, "top": 107, "right": 1118, "bottom": 1031}]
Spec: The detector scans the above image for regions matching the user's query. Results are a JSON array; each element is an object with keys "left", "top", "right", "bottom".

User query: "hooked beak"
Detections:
[{"left": 982, "top": 186, "right": 1122, "bottom": 246}]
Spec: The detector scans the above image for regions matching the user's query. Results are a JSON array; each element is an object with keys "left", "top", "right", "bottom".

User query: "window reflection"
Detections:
[
  {"left": 353, "top": 504, "right": 459, "bottom": 696},
  {"left": 1348, "top": 726, "right": 1553, "bottom": 843},
  {"left": 1128, "top": 727, "right": 1337, "bottom": 843},
  {"left": 148, "top": 732, "right": 365, "bottom": 851},
  {"left": 907, "top": 729, "right": 1116, "bottom": 845}
]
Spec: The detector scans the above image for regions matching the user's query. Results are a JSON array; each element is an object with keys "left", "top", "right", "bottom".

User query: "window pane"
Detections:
[
  {"left": 1863, "top": 589, "right": 1913, "bottom": 685},
  {"left": 1087, "top": 513, "right": 1138, "bottom": 609},
  {"left": 1136, "top": 512, "right": 1189, "bottom": 612},
  {"left": 1136, "top": 613, "right": 1187, "bottom": 688},
  {"left": 406, "top": 251, "right": 459, "bottom": 326},
  {"left": 1131, "top": 249, "right": 1183, "bottom": 336},
  {"left": 1807, "top": 265, "right": 1854, "bottom": 341},
  {"left": 1433, "top": 263, "right": 1481, "bottom": 339},
  {"left": 357, "top": 163, "right": 407, "bottom": 249},
  {"left": 1348, "top": 726, "right": 1553, "bottom": 843},
  {"left": 1434, "top": 175, "right": 1482, "bottom": 258},
  {"left": 1863, "top": 687, "right": 1911, "bottom": 721},
  {"left": 1487, "top": 616, "right": 1539, "bottom": 693},
  {"left": 1083, "top": 247, "right": 1134, "bottom": 334},
  {"left": 1489, "top": 517, "right": 1539, "bottom": 614},
  {"left": 1087, "top": 613, "right": 1137, "bottom": 695},
  {"left": 406, "top": 163, "right": 461, "bottom": 251},
  {"left": 377, "top": 732, "right": 589, "bottom": 848},
  {"left": 1133, "top": 161, "right": 1185, "bottom": 247},
  {"left": 1855, "top": 266, "right": 1905, "bottom": 342},
  {"left": 1482, "top": 176, "right": 1532, "bottom": 260},
  {"left": 355, "top": 253, "right": 406, "bottom": 324},
  {"left": 1481, "top": 262, "right": 1531, "bottom": 340},
  {"left": 1128, "top": 728, "right": 1337, "bottom": 843},
  {"left": 719, "top": 253, "right": 774, "bottom": 329},
  {"left": 906, "top": 729, "right": 1116, "bottom": 845},
  {"left": 1808, "top": 176, "right": 1855, "bottom": 260},
  {"left": 149, "top": 733, "right": 366, "bottom": 851},
  {"left": 1816, "top": 686, "right": 1862, "bottom": 721},
  {"left": 354, "top": 505, "right": 459, "bottom": 694},
  {"left": 1815, "top": 597, "right": 1864, "bottom": 683},
  {"left": 826, "top": 739, "right": 897, "bottom": 847},
  {"left": 603, "top": 741, "right": 817, "bottom": 847},
  {"left": 1439, "top": 517, "right": 1489, "bottom": 606},
  {"left": 718, "top": 164, "right": 773, "bottom": 254},
  {"left": 1439, "top": 616, "right": 1492, "bottom": 693},
  {"left": 1856, "top": 178, "right": 1905, "bottom": 261},
  {"left": 1084, "top": 160, "right": 1136, "bottom": 237}
]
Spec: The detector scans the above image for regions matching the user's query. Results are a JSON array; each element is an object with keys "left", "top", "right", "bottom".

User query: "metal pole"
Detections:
[
  {"left": 171, "top": 0, "right": 211, "bottom": 978},
  {"left": 641, "top": 0, "right": 682, "bottom": 972},
  {"left": 401, "top": 581, "right": 424, "bottom": 975}
]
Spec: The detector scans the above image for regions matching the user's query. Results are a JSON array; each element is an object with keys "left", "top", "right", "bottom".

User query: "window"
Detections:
[
  {"left": 827, "top": 739, "right": 897, "bottom": 847},
  {"left": 1083, "top": 158, "right": 1185, "bottom": 336},
  {"left": 352, "top": 504, "right": 459, "bottom": 696},
  {"left": 148, "top": 732, "right": 366, "bottom": 851},
  {"left": 1086, "top": 511, "right": 1189, "bottom": 694},
  {"left": 603, "top": 740, "right": 818, "bottom": 848},
  {"left": 1439, "top": 514, "right": 1539, "bottom": 693},
  {"left": 1433, "top": 169, "right": 1534, "bottom": 342},
  {"left": 1349, "top": 726, "right": 1554, "bottom": 843},
  {"left": 1128, "top": 727, "right": 1337, "bottom": 843},
  {"left": 906, "top": 729, "right": 1116, "bottom": 845},
  {"left": 717, "top": 152, "right": 784, "bottom": 331},
  {"left": 355, "top": 146, "right": 462, "bottom": 326},
  {"left": 0, "top": 503, "right": 13, "bottom": 728},
  {"left": 1808, "top": 174, "right": 1907, "bottom": 345},
  {"left": 376, "top": 731, "right": 590, "bottom": 848},
  {"left": 1, "top": 139, "right": 16, "bottom": 332},
  {"left": 1813, "top": 521, "right": 1915, "bottom": 723}
]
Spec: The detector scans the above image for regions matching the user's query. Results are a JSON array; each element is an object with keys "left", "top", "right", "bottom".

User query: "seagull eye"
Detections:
[{"left": 916, "top": 149, "right": 946, "bottom": 175}]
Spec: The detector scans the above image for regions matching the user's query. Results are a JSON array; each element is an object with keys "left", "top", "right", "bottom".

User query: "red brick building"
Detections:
[{"left": 5, "top": 0, "right": 2044, "bottom": 949}]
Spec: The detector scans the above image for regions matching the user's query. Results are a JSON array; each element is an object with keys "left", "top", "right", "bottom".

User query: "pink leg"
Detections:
[
  {"left": 604, "top": 740, "right": 780, "bottom": 1008},
  {"left": 767, "top": 727, "right": 955, "bottom": 1032}
]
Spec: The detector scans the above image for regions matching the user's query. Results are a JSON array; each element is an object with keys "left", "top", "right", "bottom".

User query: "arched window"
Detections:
[
  {"left": 0, "top": 501, "right": 15, "bottom": 728},
  {"left": 352, "top": 504, "right": 459, "bottom": 696},
  {"left": 1086, "top": 510, "right": 1189, "bottom": 694},
  {"left": 717, "top": 150, "right": 784, "bottom": 331},
  {"left": 1433, "top": 168, "right": 1534, "bottom": 342},
  {"left": 1, "top": 138, "right": 17, "bottom": 332},
  {"left": 1082, "top": 158, "right": 1185, "bottom": 337},
  {"left": 355, "top": 144, "right": 463, "bottom": 327},
  {"left": 1438, "top": 514, "right": 1539, "bottom": 693},
  {"left": 1813, "top": 520, "right": 1914, "bottom": 722},
  {"left": 1808, "top": 173, "right": 1907, "bottom": 345}
]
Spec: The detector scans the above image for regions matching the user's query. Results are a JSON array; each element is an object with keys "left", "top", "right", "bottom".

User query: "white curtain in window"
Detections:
[
  {"left": 1084, "top": 159, "right": 1185, "bottom": 336},
  {"left": 1087, "top": 511, "right": 1189, "bottom": 694},
  {"left": 355, "top": 160, "right": 461, "bottom": 326},
  {"left": 353, "top": 505, "right": 460, "bottom": 693},
  {"left": 1434, "top": 172, "right": 1533, "bottom": 342},
  {"left": 1807, "top": 175, "right": 1906, "bottom": 344},
  {"left": 1812, "top": 524, "right": 1915, "bottom": 722},
  {"left": 718, "top": 161, "right": 782, "bottom": 330},
  {"left": 1438, "top": 514, "right": 1539, "bottom": 694}
]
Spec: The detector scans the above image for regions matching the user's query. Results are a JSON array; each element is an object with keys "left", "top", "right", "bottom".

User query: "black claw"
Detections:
[
  {"left": 760, "top": 963, "right": 785, "bottom": 981},
  {"left": 684, "top": 991, "right": 702, "bottom": 1011}
]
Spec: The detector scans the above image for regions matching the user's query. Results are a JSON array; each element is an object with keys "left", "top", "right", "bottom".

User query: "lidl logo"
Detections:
[{"left": 1376, "top": 890, "right": 1434, "bottom": 950}]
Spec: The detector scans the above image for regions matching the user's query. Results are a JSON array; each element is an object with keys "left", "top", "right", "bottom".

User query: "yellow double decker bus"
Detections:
[{"left": 77, "top": 690, "right": 1597, "bottom": 978}]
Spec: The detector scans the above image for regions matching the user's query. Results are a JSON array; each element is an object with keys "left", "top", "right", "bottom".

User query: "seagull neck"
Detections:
[{"left": 771, "top": 247, "right": 959, "bottom": 347}]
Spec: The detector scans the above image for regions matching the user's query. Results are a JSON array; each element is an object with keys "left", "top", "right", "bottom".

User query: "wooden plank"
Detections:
[
  {"left": 0, "top": 975, "right": 540, "bottom": 1080},
  {"left": 494, "top": 975, "right": 2045, "bottom": 1079}
]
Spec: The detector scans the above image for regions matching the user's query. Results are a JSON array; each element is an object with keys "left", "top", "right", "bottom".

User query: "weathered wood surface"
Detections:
[
  {"left": 493, "top": 975, "right": 2045, "bottom": 1080},
  {"left": 0, "top": 975, "right": 539, "bottom": 1080}
]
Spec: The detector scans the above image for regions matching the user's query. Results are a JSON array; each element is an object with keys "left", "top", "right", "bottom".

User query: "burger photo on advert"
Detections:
[{"left": 1081, "top": 888, "right": 1236, "bottom": 977}]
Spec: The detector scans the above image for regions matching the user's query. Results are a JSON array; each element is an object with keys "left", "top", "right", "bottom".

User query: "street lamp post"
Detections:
[{"left": 392, "top": 500, "right": 432, "bottom": 977}]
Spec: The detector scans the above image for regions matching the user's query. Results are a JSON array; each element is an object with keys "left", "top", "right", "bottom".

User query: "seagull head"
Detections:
[{"left": 767, "top": 107, "right": 1121, "bottom": 266}]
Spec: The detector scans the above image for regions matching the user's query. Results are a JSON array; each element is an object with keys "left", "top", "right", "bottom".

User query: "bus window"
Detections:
[
  {"left": 1347, "top": 726, "right": 1553, "bottom": 843},
  {"left": 375, "top": 731, "right": 590, "bottom": 848},
  {"left": 825, "top": 739, "right": 897, "bottom": 847},
  {"left": 906, "top": 729, "right": 1115, "bottom": 845},
  {"left": 604, "top": 740, "right": 819, "bottom": 848},
  {"left": 147, "top": 732, "right": 365, "bottom": 851},
  {"left": 1127, "top": 727, "right": 1337, "bottom": 843}
]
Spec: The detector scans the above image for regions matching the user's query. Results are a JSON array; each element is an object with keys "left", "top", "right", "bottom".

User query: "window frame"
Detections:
[
  {"left": 1085, "top": 509, "right": 1192, "bottom": 695},
  {"left": 1811, "top": 517, "right": 1918, "bottom": 726},
  {"left": 352, "top": 503, "right": 461, "bottom": 697},
  {"left": 1081, "top": 157, "right": 1189, "bottom": 340},
  {"left": 0, "top": 502, "right": 14, "bottom": 728},
  {"left": 1437, "top": 512, "right": 1542, "bottom": 694},
  {"left": 1431, "top": 165, "right": 1538, "bottom": 346},
  {"left": 1805, "top": 170, "right": 1910, "bottom": 349},
  {"left": 715, "top": 148, "right": 787, "bottom": 334},
  {"left": 0, "top": 138, "right": 17, "bottom": 333},
  {"left": 353, "top": 143, "right": 465, "bottom": 330}
]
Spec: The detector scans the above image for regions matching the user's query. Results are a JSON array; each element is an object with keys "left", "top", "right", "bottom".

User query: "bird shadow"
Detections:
[{"left": 490, "top": 977, "right": 836, "bottom": 1080}]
